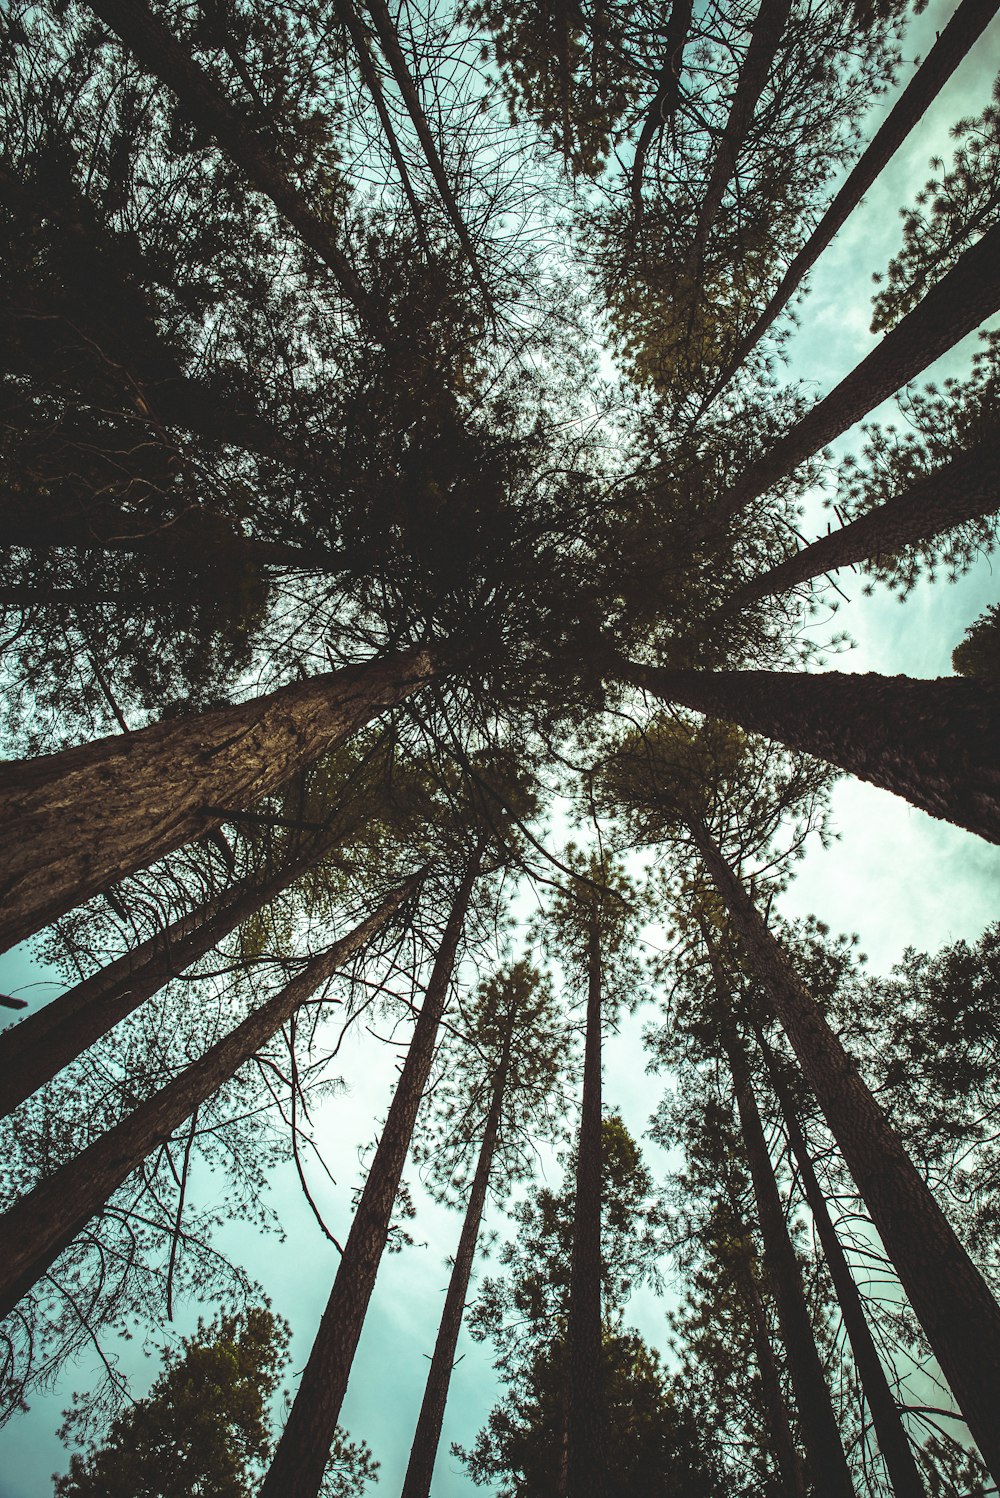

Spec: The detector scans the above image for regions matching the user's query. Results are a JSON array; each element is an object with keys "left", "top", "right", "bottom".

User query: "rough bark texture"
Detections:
[
  {"left": 733, "top": 1225, "right": 807, "bottom": 1498},
  {"left": 760, "top": 1038, "right": 927, "bottom": 1498},
  {"left": 620, "top": 661, "right": 1000, "bottom": 844},
  {"left": 723, "top": 1025, "right": 856, "bottom": 1498},
  {"left": 0, "top": 881, "right": 415, "bottom": 1320},
  {"left": 716, "top": 435, "right": 1000, "bottom": 618},
  {"left": 259, "top": 846, "right": 483, "bottom": 1498},
  {"left": 400, "top": 1032, "right": 509, "bottom": 1498},
  {"left": 563, "top": 902, "right": 608, "bottom": 1498},
  {"left": 705, "top": 0, "right": 999, "bottom": 410},
  {"left": 692, "top": 820, "right": 1000, "bottom": 1483},
  {"left": 0, "top": 829, "right": 345, "bottom": 1118},
  {"left": 0, "top": 645, "right": 437, "bottom": 953},
  {"left": 706, "top": 220, "right": 1000, "bottom": 530},
  {"left": 628, "top": 0, "right": 694, "bottom": 217}
]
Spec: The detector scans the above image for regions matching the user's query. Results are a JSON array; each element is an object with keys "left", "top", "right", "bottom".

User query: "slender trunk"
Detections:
[
  {"left": 722, "top": 1024, "right": 856, "bottom": 1498},
  {"left": 0, "top": 645, "right": 437, "bottom": 954},
  {"left": 703, "top": 221, "right": 1000, "bottom": 532},
  {"left": 703, "top": 0, "right": 1000, "bottom": 412},
  {"left": 759, "top": 1036, "right": 927, "bottom": 1498},
  {"left": 628, "top": 0, "right": 693, "bottom": 219},
  {"left": 564, "top": 902, "right": 608, "bottom": 1498},
  {"left": 400, "top": 1030, "right": 510, "bottom": 1498},
  {"left": 690, "top": 818, "right": 1000, "bottom": 1482},
  {"left": 0, "top": 878, "right": 416, "bottom": 1320},
  {"left": 0, "top": 828, "right": 345, "bottom": 1118},
  {"left": 260, "top": 845, "right": 484, "bottom": 1498},
  {"left": 617, "top": 660, "right": 1000, "bottom": 844},
  {"left": 712, "top": 434, "right": 999, "bottom": 619},
  {"left": 82, "top": 0, "right": 384, "bottom": 334},
  {"left": 684, "top": 0, "right": 792, "bottom": 278}
]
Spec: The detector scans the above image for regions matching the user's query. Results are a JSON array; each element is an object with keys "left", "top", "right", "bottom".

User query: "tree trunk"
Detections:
[
  {"left": 564, "top": 901, "right": 608, "bottom": 1498},
  {"left": 758, "top": 1035, "right": 927, "bottom": 1498},
  {"left": 617, "top": 659, "right": 1000, "bottom": 844},
  {"left": 259, "top": 844, "right": 484, "bottom": 1498},
  {"left": 0, "top": 827, "right": 347, "bottom": 1119},
  {"left": 703, "top": 0, "right": 999, "bottom": 411},
  {"left": 0, "top": 645, "right": 437, "bottom": 953},
  {"left": 0, "top": 878, "right": 416, "bottom": 1320},
  {"left": 400, "top": 1029, "right": 510, "bottom": 1498},
  {"left": 714, "top": 434, "right": 999, "bottom": 618},
  {"left": 628, "top": 0, "right": 694, "bottom": 219},
  {"left": 704, "top": 220, "right": 1000, "bottom": 531},
  {"left": 722, "top": 1023, "right": 856, "bottom": 1498},
  {"left": 690, "top": 818, "right": 1000, "bottom": 1483}
]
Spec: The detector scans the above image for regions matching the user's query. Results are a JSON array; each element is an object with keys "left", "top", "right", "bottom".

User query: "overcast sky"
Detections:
[{"left": 2, "top": 1, "right": 1000, "bottom": 1493}]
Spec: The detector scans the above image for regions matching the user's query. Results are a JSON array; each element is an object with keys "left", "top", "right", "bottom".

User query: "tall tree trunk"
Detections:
[
  {"left": 616, "top": 659, "right": 1000, "bottom": 844},
  {"left": 0, "top": 645, "right": 437, "bottom": 953},
  {"left": 0, "top": 826, "right": 347, "bottom": 1119},
  {"left": 259, "top": 844, "right": 484, "bottom": 1498},
  {"left": 563, "top": 900, "right": 608, "bottom": 1498},
  {"left": 0, "top": 878, "right": 416, "bottom": 1320},
  {"left": 400, "top": 1027, "right": 510, "bottom": 1498},
  {"left": 722, "top": 1022, "right": 856, "bottom": 1498},
  {"left": 711, "top": 434, "right": 999, "bottom": 619},
  {"left": 758, "top": 1034, "right": 927, "bottom": 1498},
  {"left": 689, "top": 817, "right": 1000, "bottom": 1482},
  {"left": 703, "top": 0, "right": 1000, "bottom": 412},
  {"left": 628, "top": 0, "right": 694, "bottom": 220},
  {"left": 703, "top": 220, "right": 1000, "bottom": 533}
]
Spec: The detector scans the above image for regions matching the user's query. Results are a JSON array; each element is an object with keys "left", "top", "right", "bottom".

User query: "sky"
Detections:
[{"left": 1, "top": 0, "right": 1000, "bottom": 1493}]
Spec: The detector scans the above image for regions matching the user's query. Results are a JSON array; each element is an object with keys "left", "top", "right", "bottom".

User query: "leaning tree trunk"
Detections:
[
  {"left": 617, "top": 659, "right": 1000, "bottom": 844},
  {"left": 690, "top": 817, "right": 1000, "bottom": 1483},
  {"left": 758, "top": 1034, "right": 927, "bottom": 1498},
  {"left": 628, "top": 0, "right": 694, "bottom": 220},
  {"left": 721, "top": 1021, "right": 856, "bottom": 1498},
  {"left": 702, "top": 220, "right": 1000, "bottom": 533},
  {"left": 0, "top": 878, "right": 416, "bottom": 1320},
  {"left": 563, "top": 900, "right": 608, "bottom": 1498},
  {"left": 259, "top": 844, "right": 484, "bottom": 1498},
  {"left": 0, "top": 644, "right": 437, "bottom": 953},
  {"left": 713, "top": 433, "right": 999, "bottom": 620},
  {"left": 0, "top": 825, "right": 348, "bottom": 1119},
  {"left": 702, "top": 0, "right": 999, "bottom": 413},
  {"left": 400, "top": 1028, "right": 511, "bottom": 1498}
]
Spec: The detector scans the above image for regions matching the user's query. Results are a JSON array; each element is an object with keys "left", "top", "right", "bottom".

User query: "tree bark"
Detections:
[
  {"left": 690, "top": 818, "right": 1000, "bottom": 1483},
  {"left": 259, "top": 844, "right": 484, "bottom": 1498},
  {"left": 563, "top": 901, "right": 608, "bottom": 1498},
  {"left": 400, "top": 1027, "right": 510, "bottom": 1498},
  {"left": 0, "top": 878, "right": 416, "bottom": 1320},
  {"left": 714, "top": 434, "right": 999, "bottom": 618},
  {"left": 703, "top": 0, "right": 1000, "bottom": 411},
  {"left": 704, "top": 220, "right": 1000, "bottom": 532},
  {"left": 759, "top": 1035, "right": 927, "bottom": 1498},
  {"left": 628, "top": 0, "right": 694, "bottom": 219},
  {"left": 0, "top": 645, "right": 438, "bottom": 954},
  {"left": 617, "top": 659, "right": 1000, "bottom": 844}
]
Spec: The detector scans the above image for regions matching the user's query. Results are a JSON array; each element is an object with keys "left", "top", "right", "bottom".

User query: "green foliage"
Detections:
[{"left": 953, "top": 603, "right": 1000, "bottom": 683}]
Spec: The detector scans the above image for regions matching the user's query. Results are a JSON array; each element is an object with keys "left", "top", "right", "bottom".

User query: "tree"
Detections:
[{"left": 954, "top": 605, "right": 1000, "bottom": 684}]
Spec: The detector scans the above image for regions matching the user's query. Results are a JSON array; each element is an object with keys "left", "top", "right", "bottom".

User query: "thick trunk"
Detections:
[
  {"left": 733, "top": 1226, "right": 807, "bottom": 1498},
  {"left": 400, "top": 1038, "right": 508, "bottom": 1498},
  {"left": 618, "top": 660, "right": 1000, "bottom": 844},
  {"left": 628, "top": 0, "right": 694, "bottom": 217},
  {"left": 564, "top": 903, "right": 608, "bottom": 1498},
  {"left": 706, "top": 220, "right": 1000, "bottom": 531},
  {"left": 82, "top": 0, "right": 383, "bottom": 333},
  {"left": 714, "top": 435, "right": 999, "bottom": 618},
  {"left": 691, "top": 819, "right": 1000, "bottom": 1483},
  {"left": 0, "top": 828, "right": 345, "bottom": 1119},
  {"left": 0, "top": 879, "right": 415, "bottom": 1320},
  {"left": 760, "top": 1038, "right": 927, "bottom": 1498},
  {"left": 0, "top": 645, "right": 438, "bottom": 953},
  {"left": 259, "top": 845, "right": 484, "bottom": 1498},
  {"left": 723, "top": 1025, "right": 856, "bottom": 1498},
  {"left": 704, "top": 0, "right": 1000, "bottom": 410}
]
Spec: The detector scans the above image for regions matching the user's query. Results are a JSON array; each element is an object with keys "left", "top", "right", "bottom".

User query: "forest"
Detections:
[{"left": 1, "top": 0, "right": 999, "bottom": 1493}]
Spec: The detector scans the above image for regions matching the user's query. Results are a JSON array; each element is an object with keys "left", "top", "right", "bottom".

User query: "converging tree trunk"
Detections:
[
  {"left": 690, "top": 818, "right": 1000, "bottom": 1482},
  {"left": 0, "top": 645, "right": 437, "bottom": 953},
  {"left": 616, "top": 659, "right": 1000, "bottom": 843},
  {"left": 259, "top": 844, "right": 484, "bottom": 1498},
  {"left": 0, "top": 879, "right": 416, "bottom": 1320}
]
